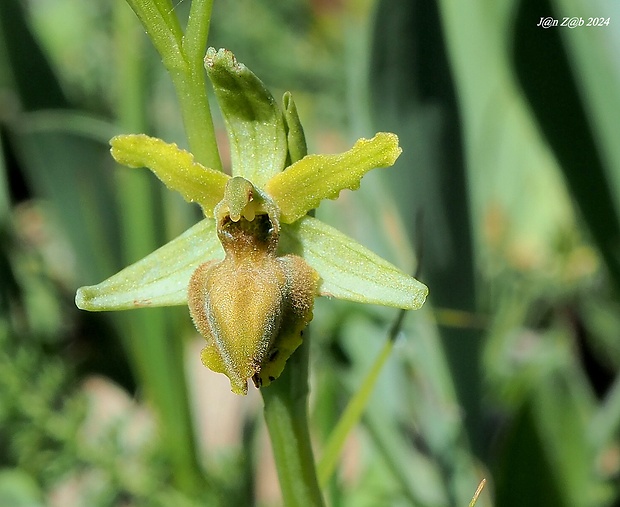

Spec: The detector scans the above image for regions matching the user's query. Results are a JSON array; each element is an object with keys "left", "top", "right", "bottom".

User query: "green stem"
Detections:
[
  {"left": 124, "top": 0, "right": 184, "bottom": 65},
  {"left": 172, "top": 0, "right": 221, "bottom": 170},
  {"left": 168, "top": 67, "right": 221, "bottom": 171},
  {"left": 125, "top": 0, "right": 221, "bottom": 171},
  {"left": 261, "top": 335, "right": 325, "bottom": 507}
]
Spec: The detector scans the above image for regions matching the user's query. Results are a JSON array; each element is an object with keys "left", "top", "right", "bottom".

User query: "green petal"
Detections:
[
  {"left": 265, "top": 133, "right": 402, "bottom": 224},
  {"left": 282, "top": 91, "right": 307, "bottom": 163},
  {"left": 280, "top": 216, "right": 428, "bottom": 310},
  {"left": 76, "top": 219, "right": 224, "bottom": 311},
  {"left": 110, "top": 134, "right": 229, "bottom": 216},
  {"left": 205, "top": 48, "right": 287, "bottom": 186}
]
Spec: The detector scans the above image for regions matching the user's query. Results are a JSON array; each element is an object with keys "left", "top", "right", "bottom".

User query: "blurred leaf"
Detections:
[
  {"left": 336, "top": 312, "right": 450, "bottom": 507},
  {"left": 10, "top": 126, "right": 121, "bottom": 280},
  {"left": 109, "top": 3, "right": 204, "bottom": 495},
  {"left": 1, "top": 0, "right": 205, "bottom": 497},
  {"left": 0, "top": 0, "right": 121, "bottom": 281},
  {"left": 512, "top": 0, "right": 620, "bottom": 289},
  {"left": 493, "top": 401, "right": 566, "bottom": 507},
  {"left": 550, "top": 0, "right": 620, "bottom": 208},
  {"left": 534, "top": 370, "right": 611, "bottom": 506},
  {"left": 495, "top": 364, "right": 611, "bottom": 507},
  {"left": 370, "top": 0, "right": 482, "bottom": 463},
  {"left": 435, "top": 0, "right": 577, "bottom": 273},
  {"left": 590, "top": 373, "right": 620, "bottom": 450},
  {"left": 0, "top": 469, "right": 44, "bottom": 507},
  {"left": 0, "top": 136, "right": 9, "bottom": 223},
  {"left": 318, "top": 311, "right": 403, "bottom": 489},
  {"left": 0, "top": 0, "right": 68, "bottom": 111}
]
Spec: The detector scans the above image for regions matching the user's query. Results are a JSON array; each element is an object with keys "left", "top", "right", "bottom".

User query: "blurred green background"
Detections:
[{"left": 1, "top": 0, "right": 620, "bottom": 505}]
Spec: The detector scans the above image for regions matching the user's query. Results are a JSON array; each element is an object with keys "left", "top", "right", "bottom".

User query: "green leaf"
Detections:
[
  {"left": 0, "top": 0, "right": 68, "bottom": 111},
  {"left": 373, "top": 0, "right": 483, "bottom": 462},
  {"left": 76, "top": 218, "right": 223, "bottom": 310},
  {"left": 265, "top": 133, "right": 401, "bottom": 224},
  {"left": 110, "top": 134, "right": 229, "bottom": 216},
  {"left": 280, "top": 216, "right": 427, "bottom": 310},
  {"left": 14, "top": 127, "right": 121, "bottom": 281},
  {"left": 205, "top": 47, "right": 288, "bottom": 186},
  {"left": 318, "top": 335, "right": 396, "bottom": 487},
  {"left": 513, "top": 0, "right": 620, "bottom": 288}
]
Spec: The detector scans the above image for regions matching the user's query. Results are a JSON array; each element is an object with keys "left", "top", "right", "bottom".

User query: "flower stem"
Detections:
[
  {"left": 124, "top": 0, "right": 221, "bottom": 171},
  {"left": 168, "top": 68, "right": 221, "bottom": 171},
  {"left": 172, "top": 0, "right": 222, "bottom": 170},
  {"left": 261, "top": 335, "right": 325, "bottom": 507}
]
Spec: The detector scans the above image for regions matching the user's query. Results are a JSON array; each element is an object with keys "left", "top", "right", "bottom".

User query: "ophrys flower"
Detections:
[{"left": 76, "top": 48, "right": 428, "bottom": 395}]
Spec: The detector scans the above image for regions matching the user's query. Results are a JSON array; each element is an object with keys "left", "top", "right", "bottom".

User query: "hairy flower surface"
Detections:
[{"left": 76, "top": 48, "right": 428, "bottom": 394}]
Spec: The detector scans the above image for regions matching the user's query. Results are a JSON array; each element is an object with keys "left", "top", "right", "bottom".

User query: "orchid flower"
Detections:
[{"left": 76, "top": 48, "right": 428, "bottom": 395}]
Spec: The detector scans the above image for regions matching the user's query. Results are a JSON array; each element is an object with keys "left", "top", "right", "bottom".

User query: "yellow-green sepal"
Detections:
[
  {"left": 265, "top": 133, "right": 402, "bottom": 224},
  {"left": 205, "top": 47, "right": 288, "bottom": 187},
  {"left": 280, "top": 216, "right": 428, "bottom": 310},
  {"left": 110, "top": 134, "right": 229, "bottom": 216},
  {"left": 75, "top": 219, "right": 224, "bottom": 311}
]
